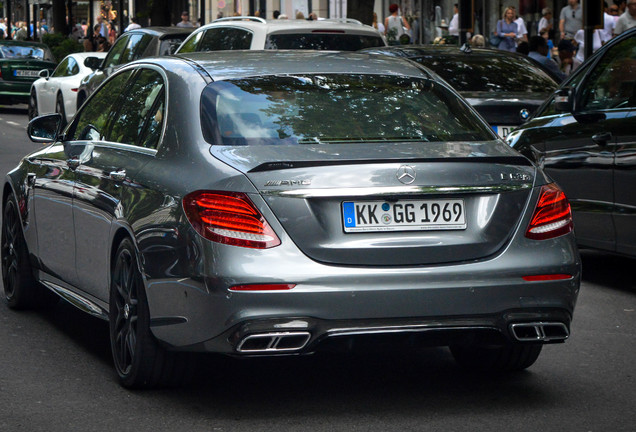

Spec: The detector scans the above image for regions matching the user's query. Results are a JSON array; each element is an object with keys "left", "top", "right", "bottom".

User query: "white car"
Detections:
[
  {"left": 175, "top": 17, "right": 386, "bottom": 53},
  {"left": 28, "top": 52, "right": 107, "bottom": 124}
]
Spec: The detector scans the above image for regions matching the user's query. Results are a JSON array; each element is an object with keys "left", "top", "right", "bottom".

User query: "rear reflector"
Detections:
[
  {"left": 229, "top": 284, "right": 296, "bottom": 291},
  {"left": 183, "top": 191, "right": 281, "bottom": 249},
  {"left": 71, "top": 88, "right": 78, "bottom": 92},
  {"left": 522, "top": 274, "right": 573, "bottom": 281},
  {"left": 525, "top": 183, "right": 573, "bottom": 240}
]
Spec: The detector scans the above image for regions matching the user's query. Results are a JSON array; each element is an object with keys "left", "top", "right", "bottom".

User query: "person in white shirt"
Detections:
[
  {"left": 537, "top": 7, "right": 553, "bottom": 34},
  {"left": 574, "top": 28, "right": 602, "bottom": 63},
  {"left": 614, "top": 0, "right": 636, "bottom": 35},
  {"left": 448, "top": 4, "right": 459, "bottom": 36},
  {"left": 124, "top": 17, "right": 141, "bottom": 32},
  {"left": 512, "top": 7, "right": 528, "bottom": 42}
]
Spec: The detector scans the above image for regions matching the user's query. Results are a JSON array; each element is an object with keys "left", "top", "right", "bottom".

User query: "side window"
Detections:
[
  {"left": 176, "top": 31, "right": 203, "bottom": 53},
  {"left": 579, "top": 37, "right": 636, "bottom": 111},
  {"left": 105, "top": 69, "right": 165, "bottom": 147},
  {"left": 125, "top": 34, "right": 153, "bottom": 62},
  {"left": 198, "top": 27, "right": 253, "bottom": 51},
  {"left": 68, "top": 71, "right": 134, "bottom": 141},
  {"left": 103, "top": 35, "right": 129, "bottom": 68},
  {"left": 68, "top": 57, "right": 79, "bottom": 75},
  {"left": 51, "top": 57, "right": 70, "bottom": 78},
  {"left": 138, "top": 94, "right": 165, "bottom": 149}
]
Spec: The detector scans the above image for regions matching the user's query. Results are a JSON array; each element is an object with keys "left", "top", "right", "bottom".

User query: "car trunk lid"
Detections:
[{"left": 211, "top": 142, "right": 535, "bottom": 266}]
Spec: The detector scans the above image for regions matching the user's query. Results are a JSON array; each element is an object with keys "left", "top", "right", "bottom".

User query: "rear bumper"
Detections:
[{"left": 0, "top": 82, "right": 31, "bottom": 104}]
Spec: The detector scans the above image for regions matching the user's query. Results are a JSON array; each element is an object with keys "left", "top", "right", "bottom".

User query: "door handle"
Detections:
[
  {"left": 109, "top": 170, "right": 126, "bottom": 182},
  {"left": 592, "top": 132, "right": 612, "bottom": 146},
  {"left": 67, "top": 158, "right": 80, "bottom": 169}
]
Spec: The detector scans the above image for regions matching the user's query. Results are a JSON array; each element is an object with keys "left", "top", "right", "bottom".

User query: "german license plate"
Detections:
[
  {"left": 493, "top": 125, "right": 512, "bottom": 139},
  {"left": 342, "top": 199, "right": 466, "bottom": 233},
  {"left": 14, "top": 70, "right": 40, "bottom": 77}
]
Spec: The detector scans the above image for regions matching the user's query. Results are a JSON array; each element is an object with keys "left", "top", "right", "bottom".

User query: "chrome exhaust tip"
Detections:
[
  {"left": 236, "top": 332, "right": 311, "bottom": 353},
  {"left": 510, "top": 322, "right": 569, "bottom": 342}
]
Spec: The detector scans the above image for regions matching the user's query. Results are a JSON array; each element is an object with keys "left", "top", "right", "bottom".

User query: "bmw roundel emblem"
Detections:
[{"left": 520, "top": 109, "right": 530, "bottom": 120}]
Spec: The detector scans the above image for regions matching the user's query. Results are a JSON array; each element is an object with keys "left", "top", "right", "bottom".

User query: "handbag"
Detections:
[{"left": 489, "top": 32, "right": 502, "bottom": 47}]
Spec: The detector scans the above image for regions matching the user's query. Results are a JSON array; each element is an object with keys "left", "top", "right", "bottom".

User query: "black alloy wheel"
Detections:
[
  {"left": 109, "top": 238, "right": 195, "bottom": 388},
  {"left": 2, "top": 195, "right": 37, "bottom": 309},
  {"left": 28, "top": 91, "right": 38, "bottom": 120}
]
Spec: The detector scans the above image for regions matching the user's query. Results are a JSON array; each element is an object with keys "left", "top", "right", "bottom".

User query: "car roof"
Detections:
[
  {"left": 126, "top": 26, "right": 194, "bottom": 38},
  {"left": 0, "top": 40, "right": 51, "bottom": 49},
  {"left": 173, "top": 50, "right": 431, "bottom": 81},
  {"left": 362, "top": 44, "right": 529, "bottom": 59},
  {"left": 196, "top": 16, "right": 381, "bottom": 34}
]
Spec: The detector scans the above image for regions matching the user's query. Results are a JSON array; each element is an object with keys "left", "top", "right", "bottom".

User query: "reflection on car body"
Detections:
[{"left": 3, "top": 51, "right": 580, "bottom": 389}]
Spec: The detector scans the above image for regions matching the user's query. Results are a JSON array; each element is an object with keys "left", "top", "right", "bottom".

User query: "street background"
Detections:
[{"left": 0, "top": 106, "right": 635, "bottom": 431}]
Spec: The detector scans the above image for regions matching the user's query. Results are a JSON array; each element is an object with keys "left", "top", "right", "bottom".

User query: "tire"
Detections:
[
  {"left": 109, "top": 238, "right": 195, "bottom": 389},
  {"left": 2, "top": 194, "right": 39, "bottom": 309},
  {"left": 28, "top": 91, "right": 38, "bottom": 120},
  {"left": 56, "top": 93, "right": 67, "bottom": 127},
  {"left": 450, "top": 342, "right": 543, "bottom": 372}
]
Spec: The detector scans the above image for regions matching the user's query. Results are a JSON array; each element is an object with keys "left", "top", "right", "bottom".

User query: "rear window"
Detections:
[
  {"left": 411, "top": 54, "right": 558, "bottom": 93},
  {"left": 159, "top": 35, "right": 190, "bottom": 55},
  {"left": 0, "top": 44, "right": 54, "bottom": 61},
  {"left": 200, "top": 74, "right": 495, "bottom": 146},
  {"left": 265, "top": 33, "right": 385, "bottom": 50}
]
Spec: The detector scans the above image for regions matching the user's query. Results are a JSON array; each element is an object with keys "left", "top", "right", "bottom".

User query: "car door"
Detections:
[
  {"left": 29, "top": 142, "right": 78, "bottom": 286},
  {"left": 40, "top": 56, "right": 72, "bottom": 113},
  {"left": 68, "top": 67, "right": 166, "bottom": 301},
  {"left": 603, "top": 36, "right": 636, "bottom": 256}
]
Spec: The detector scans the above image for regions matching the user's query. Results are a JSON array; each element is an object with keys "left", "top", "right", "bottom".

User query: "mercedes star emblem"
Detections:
[{"left": 396, "top": 165, "right": 416, "bottom": 184}]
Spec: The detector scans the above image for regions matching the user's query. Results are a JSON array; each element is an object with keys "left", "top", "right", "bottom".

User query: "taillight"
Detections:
[
  {"left": 183, "top": 191, "right": 281, "bottom": 249},
  {"left": 525, "top": 183, "right": 573, "bottom": 240}
]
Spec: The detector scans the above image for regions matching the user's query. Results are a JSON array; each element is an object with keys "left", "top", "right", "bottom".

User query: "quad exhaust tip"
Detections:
[
  {"left": 236, "top": 332, "right": 311, "bottom": 353},
  {"left": 510, "top": 322, "right": 569, "bottom": 342}
]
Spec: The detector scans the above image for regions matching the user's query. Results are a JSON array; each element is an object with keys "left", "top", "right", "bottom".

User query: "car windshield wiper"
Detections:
[{"left": 297, "top": 136, "right": 430, "bottom": 144}]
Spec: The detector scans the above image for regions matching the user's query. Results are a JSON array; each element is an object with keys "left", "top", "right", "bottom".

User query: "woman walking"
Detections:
[{"left": 496, "top": 7, "right": 518, "bottom": 52}]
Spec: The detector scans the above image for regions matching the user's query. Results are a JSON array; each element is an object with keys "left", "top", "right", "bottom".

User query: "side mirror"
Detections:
[
  {"left": 84, "top": 56, "right": 103, "bottom": 70},
  {"left": 554, "top": 88, "right": 574, "bottom": 113},
  {"left": 27, "top": 113, "right": 63, "bottom": 144},
  {"left": 38, "top": 69, "right": 50, "bottom": 79}
]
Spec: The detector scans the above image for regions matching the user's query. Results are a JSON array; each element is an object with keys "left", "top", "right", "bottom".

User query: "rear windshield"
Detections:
[
  {"left": 0, "top": 44, "right": 54, "bottom": 61},
  {"left": 200, "top": 74, "right": 495, "bottom": 146},
  {"left": 265, "top": 33, "right": 385, "bottom": 50},
  {"left": 159, "top": 35, "right": 190, "bottom": 56},
  {"left": 411, "top": 54, "right": 558, "bottom": 93}
]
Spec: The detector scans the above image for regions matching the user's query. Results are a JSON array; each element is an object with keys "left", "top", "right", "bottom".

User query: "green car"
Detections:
[{"left": 0, "top": 40, "right": 56, "bottom": 106}]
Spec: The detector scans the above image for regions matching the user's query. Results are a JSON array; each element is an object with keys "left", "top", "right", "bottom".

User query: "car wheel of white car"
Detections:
[
  {"left": 28, "top": 91, "right": 38, "bottom": 120},
  {"left": 56, "top": 94, "right": 67, "bottom": 127}
]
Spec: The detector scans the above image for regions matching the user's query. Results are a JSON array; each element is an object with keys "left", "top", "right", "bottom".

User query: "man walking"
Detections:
[{"left": 559, "top": 0, "right": 583, "bottom": 40}]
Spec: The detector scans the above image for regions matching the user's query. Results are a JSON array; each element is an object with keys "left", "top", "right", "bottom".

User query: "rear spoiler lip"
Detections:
[{"left": 249, "top": 156, "right": 532, "bottom": 173}]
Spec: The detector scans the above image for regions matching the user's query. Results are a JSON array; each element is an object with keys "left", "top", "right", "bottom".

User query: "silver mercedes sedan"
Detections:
[{"left": 2, "top": 51, "right": 580, "bottom": 388}]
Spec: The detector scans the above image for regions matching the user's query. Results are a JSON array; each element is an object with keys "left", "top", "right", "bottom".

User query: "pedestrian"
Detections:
[
  {"left": 124, "top": 16, "right": 141, "bottom": 32},
  {"left": 554, "top": 39, "right": 580, "bottom": 76},
  {"left": 528, "top": 36, "right": 564, "bottom": 80},
  {"left": 470, "top": 34, "right": 486, "bottom": 47},
  {"left": 601, "top": 2, "right": 617, "bottom": 43},
  {"left": 0, "top": 18, "right": 7, "bottom": 39},
  {"left": 496, "top": 7, "right": 518, "bottom": 52},
  {"left": 384, "top": 3, "right": 410, "bottom": 45},
  {"left": 613, "top": 0, "right": 636, "bottom": 35},
  {"left": 537, "top": 7, "right": 553, "bottom": 34},
  {"left": 295, "top": 11, "right": 305, "bottom": 19},
  {"left": 559, "top": 0, "right": 583, "bottom": 40},
  {"left": 108, "top": 21, "right": 117, "bottom": 45},
  {"left": 539, "top": 28, "right": 555, "bottom": 59},
  {"left": 96, "top": 15, "right": 108, "bottom": 38},
  {"left": 273, "top": 10, "right": 280, "bottom": 19},
  {"left": 512, "top": 7, "right": 528, "bottom": 43},
  {"left": 573, "top": 28, "right": 602, "bottom": 62},
  {"left": 177, "top": 11, "right": 194, "bottom": 28},
  {"left": 372, "top": 12, "right": 385, "bottom": 34},
  {"left": 448, "top": 4, "right": 459, "bottom": 37}
]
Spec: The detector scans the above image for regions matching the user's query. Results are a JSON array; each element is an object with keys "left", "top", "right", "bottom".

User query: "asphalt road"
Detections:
[{"left": 0, "top": 106, "right": 635, "bottom": 431}]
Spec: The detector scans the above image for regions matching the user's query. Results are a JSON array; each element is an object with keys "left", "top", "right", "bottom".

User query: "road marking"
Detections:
[{"left": 6, "top": 121, "right": 22, "bottom": 126}]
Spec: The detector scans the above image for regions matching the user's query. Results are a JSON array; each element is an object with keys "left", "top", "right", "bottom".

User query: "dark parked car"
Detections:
[
  {"left": 362, "top": 45, "right": 560, "bottom": 139},
  {"left": 0, "top": 40, "right": 56, "bottom": 106},
  {"left": 3, "top": 51, "right": 580, "bottom": 389},
  {"left": 76, "top": 26, "right": 193, "bottom": 109},
  {"left": 507, "top": 27, "right": 636, "bottom": 258}
]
